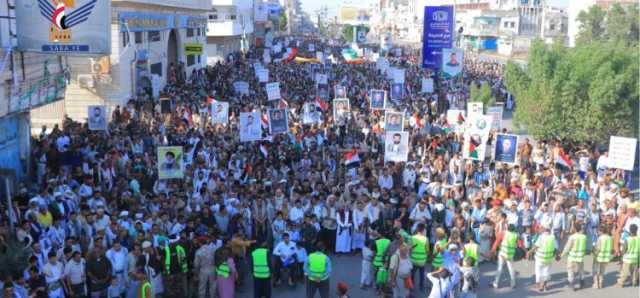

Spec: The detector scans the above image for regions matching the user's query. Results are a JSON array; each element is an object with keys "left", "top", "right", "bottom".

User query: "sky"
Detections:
[{"left": 299, "top": 0, "right": 570, "bottom": 17}]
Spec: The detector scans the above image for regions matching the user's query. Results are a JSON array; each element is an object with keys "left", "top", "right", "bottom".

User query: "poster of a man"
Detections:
[
  {"left": 390, "top": 83, "right": 403, "bottom": 102},
  {"left": 333, "top": 99, "right": 350, "bottom": 124},
  {"left": 88, "top": 105, "right": 107, "bottom": 131},
  {"left": 303, "top": 102, "right": 323, "bottom": 124},
  {"left": 442, "top": 48, "right": 464, "bottom": 77},
  {"left": 335, "top": 85, "right": 347, "bottom": 98},
  {"left": 370, "top": 90, "right": 386, "bottom": 110},
  {"left": 495, "top": 134, "right": 519, "bottom": 164},
  {"left": 384, "top": 111, "right": 404, "bottom": 132},
  {"left": 240, "top": 112, "right": 262, "bottom": 142},
  {"left": 157, "top": 146, "right": 184, "bottom": 179},
  {"left": 385, "top": 131, "right": 409, "bottom": 162},
  {"left": 268, "top": 109, "right": 289, "bottom": 134},
  {"left": 211, "top": 101, "right": 229, "bottom": 124}
]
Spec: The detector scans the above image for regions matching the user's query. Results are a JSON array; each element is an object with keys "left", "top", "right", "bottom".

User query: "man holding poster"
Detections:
[
  {"left": 495, "top": 134, "right": 519, "bottom": 164},
  {"left": 268, "top": 109, "right": 288, "bottom": 134}
]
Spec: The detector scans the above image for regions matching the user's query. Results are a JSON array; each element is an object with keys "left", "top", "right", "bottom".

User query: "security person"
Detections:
[
  {"left": 463, "top": 234, "right": 479, "bottom": 267},
  {"left": 491, "top": 224, "right": 518, "bottom": 289},
  {"left": 562, "top": 223, "right": 587, "bottom": 290},
  {"left": 251, "top": 242, "right": 272, "bottom": 298},
  {"left": 373, "top": 233, "right": 391, "bottom": 294},
  {"left": 617, "top": 224, "right": 639, "bottom": 287},
  {"left": 410, "top": 223, "right": 430, "bottom": 290},
  {"left": 528, "top": 222, "right": 557, "bottom": 292},
  {"left": 431, "top": 227, "right": 448, "bottom": 270},
  {"left": 304, "top": 242, "right": 331, "bottom": 298},
  {"left": 136, "top": 269, "right": 152, "bottom": 298},
  {"left": 163, "top": 235, "right": 188, "bottom": 297},
  {"left": 592, "top": 225, "right": 613, "bottom": 289}
]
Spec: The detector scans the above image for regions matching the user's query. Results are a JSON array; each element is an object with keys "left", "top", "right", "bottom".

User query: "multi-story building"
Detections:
[
  {"left": 567, "top": 0, "right": 636, "bottom": 47},
  {"left": 60, "top": 0, "right": 209, "bottom": 123},
  {"left": 206, "top": 0, "right": 255, "bottom": 64}
]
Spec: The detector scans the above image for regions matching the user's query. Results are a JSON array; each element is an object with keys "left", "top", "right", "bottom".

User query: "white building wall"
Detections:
[{"left": 567, "top": 0, "right": 595, "bottom": 47}]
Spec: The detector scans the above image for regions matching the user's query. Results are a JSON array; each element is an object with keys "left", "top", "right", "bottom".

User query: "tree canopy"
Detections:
[
  {"left": 505, "top": 3, "right": 639, "bottom": 144},
  {"left": 469, "top": 82, "right": 495, "bottom": 110}
]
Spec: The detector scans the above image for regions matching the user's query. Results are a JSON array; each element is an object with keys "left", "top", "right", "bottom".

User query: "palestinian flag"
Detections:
[
  {"left": 468, "top": 136, "right": 481, "bottom": 159},
  {"left": 344, "top": 148, "right": 361, "bottom": 170}
]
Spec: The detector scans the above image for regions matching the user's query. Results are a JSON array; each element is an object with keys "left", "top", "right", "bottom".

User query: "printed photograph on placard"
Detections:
[
  {"left": 239, "top": 112, "right": 263, "bottom": 142},
  {"left": 334, "top": 85, "right": 347, "bottom": 99},
  {"left": 87, "top": 105, "right": 107, "bottom": 131},
  {"left": 303, "top": 102, "right": 323, "bottom": 125},
  {"left": 385, "top": 131, "right": 409, "bottom": 162},
  {"left": 442, "top": 48, "right": 464, "bottom": 77},
  {"left": 211, "top": 101, "right": 229, "bottom": 125},
  {"left": 370, "top": 89, "right": 386, "bottom": 110},
  {"left": 384, "top": 111, "right": 404, "bottom": 132},
  {"left": 268, "top": 108, "right": 289, "bottom": 134},
  {"left": 494, "top": 134, "right": 519, "bottom": 164},
  {"left": 317, "top": 84, "right": 329, "bottom": 100},
  {"left": 390, "top": 83, "right": 404, "bottom": 102},
  {"left": 333, "top": 98, "right": 351, "bottom": 124},
  {"left": 265, "top": 82, "right": 281, "bottom": 101},
  {"left": 157, "top": 146, "right": 184, "bottom": 179}
]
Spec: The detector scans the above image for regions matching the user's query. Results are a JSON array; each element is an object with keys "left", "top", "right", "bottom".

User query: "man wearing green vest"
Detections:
[
  {"left": 592, "top": 225, "right": 613, "bottom": 289},
  {"left": 617, "top": 224, "right": 639, "bottom": 287},
  {"left": 250, "top": 242, "right": 272, "bottom": 298},
  {"left": 463, "top": 236, "right": 479, "bottom": 267},
  {"left": 373, "top": 234, "right": 391, "bottom": 295},
  {"left": 431, "top": 227, "right": 448, "bottom": 270},
  {"left": 135, "top": 269, "right": 152, "bottom": 298},
  {"left": 163, "top": 235, "right": 189, "bottom": 298},
  {"left": 491, "top": 224, "right": 517, "bottom": 289},
  {"left": 409, "top": 223, "right": 429, "bottom": 290},
  {"left": 528, "top": 222, "right": 557, "bottom": 292},
  {"left": 304, "top": 242, "right": 331, "bottom": 298},
  {"left": 561, "top": 223, "right": 587, "bottom": 290}
]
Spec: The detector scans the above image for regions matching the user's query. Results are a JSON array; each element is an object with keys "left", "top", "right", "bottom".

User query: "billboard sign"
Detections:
[
  {"left": 422, "top": 6, "right": 454, "bottom": 69},
  {"left": 16, "top": 0, "right": 111, "bottom": 55}
]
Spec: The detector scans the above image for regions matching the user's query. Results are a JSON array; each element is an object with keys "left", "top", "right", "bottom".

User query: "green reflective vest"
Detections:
[
  {"left": 623, "top": 236, "right": 640, "bottom": 264},
  {"left": 596, "top": 235, "right": 613, "bottom": 263},
  {"left": 373, "top": 238, "right": 390, "bottom": 268},
  {"left": 568, "top": 233, "right": 587, "bottom": 263},
  {"left": 410, "top": 234, "right": 428, "bottom": 266},
  {"left": 308, "top": 252, "right": 327, "bottom": 281},
  {"left": 535, "top": 234, "right": 556, "bottom": 265},
  {"left": 140, "top": 281, "right": 151, "bottom": 298},
  {"left": 164, "top": 245, "right": 188, "bottom": 274},
  {"left": 217, "top": 262, "right": 230, "bottom": 278},
  {"left": 252, "top": 248, "right": 270, "bottom": 278},
  {"left": 432, "top": 239, "right": 447, "bottom": 269},
  {"left": 464, "top": 243, "right": 479, "bottom": 266},
  {"left": 500, "top": 231, "right": 518, "bottom": 261}
]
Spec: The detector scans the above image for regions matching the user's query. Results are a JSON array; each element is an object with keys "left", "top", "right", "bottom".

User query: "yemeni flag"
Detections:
[
  {"left": 555, "top": 148, "right": 574, "bottom": 170},
  {"left": 315, "top": 96, "right": 328, "bottom": 111},
  {"left": 344, "top": 148, "right": 361, "bottom": 170},
  {"left": 468, "top": 137, "right": 481, "bottom": 159}
]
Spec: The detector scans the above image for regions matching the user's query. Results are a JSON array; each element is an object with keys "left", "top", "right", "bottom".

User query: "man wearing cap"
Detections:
[
  {"left": 592, "top": 225, "right": 613, "bottom": 289},
  {"left": 562, "top": 223, "right": 587, "bottom": 290},
  {"left": 527, "top": 221, "right": 557, "bottom": 292},
  {"left": 491, "top": 224, "right": 518, "bottom": 289},
  {"left": 304, "top": 242, "right": 331, "bottom": 298}
]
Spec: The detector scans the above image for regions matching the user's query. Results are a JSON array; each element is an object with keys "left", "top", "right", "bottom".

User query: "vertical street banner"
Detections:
[
  {"left": 265, "top": 82, "right": 281, "bottom": 101},
  {"left": 157, "top": 146, "right": 184, "bottom": 179},
  {"left": 16, "top": 0, "right": 111, "bottom": 54},
  {"left": 87, "top": 105, "right": 107, "bottom": 131},
  {"left": 442, "top": 48, "right": 463, "bottom": 77},
  {"left": 494, "top": 134, "right": 519, "bottom": 164},
  {"left": 422, "top": 6, "right": 454, "bottom": 69},
  {"left": 607, "top": 136, "right": 637, "bottom": 171}
]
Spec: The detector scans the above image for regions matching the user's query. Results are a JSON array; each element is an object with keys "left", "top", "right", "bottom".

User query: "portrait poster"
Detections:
[
  {"left": 393, "top": 68, "right": 405, "bottom": 84},
  {"left": 384, "top": 111, "right": 404, "bottom": 132},
  {"left": 316, "top": 84, "right": 329, "bottom": 100},
  {"left": 333, "top": 98, "right": 351, "bottom": 124},
  {"left": 486, "top": 105, "right": 504, "bottom": 130},
  {"left": 157, "top": 146, "right": 184, "bottom": 179},
  {"left": 390, "top": 83, "right": 404, "bottom": 102},
  {"left": 211, "top": 101, "right": 229, "bottom": 125},
  {"left": 257, "top": 69, "right": 269, "bottom": 83},
  {"left": 334, "top": 85, "right": 347, "bottom": 99},
  {"left": 384, "top": 131, "right": 409, "bottom": 162},
  {"left": 268, "top": 108, "right": 289, "bottom": 134},
  {"left": 303, "top": 102, "right": 323, "bottom": 125},
  {"left": 370, "top": 89, "right": 386, "bottom": 110},
  {"left": 87, "top": 105, "right": 107, "bottom": 131},
  {"left": 442, "top": 48, "right": 463, "bottom": 77},
  {"left": 265, "top": 82, "right": 281, "bottom": 101},
  {"left": 494, "top": 134, "right": 519, "bottom": 164},
  {"left": 239, "top": 112, "right": 262, "bottom": 142},
  {"left": 467, "top": 102, "right": 483, "bottom": 119},
  {"left": 315, "top": 73, "right": 328, "bottom": 85}
]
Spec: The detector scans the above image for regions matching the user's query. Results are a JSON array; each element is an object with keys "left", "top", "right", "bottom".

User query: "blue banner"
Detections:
[{"left": 422, "top": 6, "right": 454, "bottom": 69}]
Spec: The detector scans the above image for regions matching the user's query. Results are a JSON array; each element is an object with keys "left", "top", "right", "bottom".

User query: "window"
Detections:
[
  {"left": 549, "top": 24, "right": 555, "bottom": 30},
  {"left": 226, "top": 14, "right": 236, "bottom": 20},
  {"left": 150, "top": 63, "right": 162, "bottom": 77},
  {"left": 148, "top": 31, "right": 160, "bottom": 42},
  {"left": 187, "top": 28, "right": 194, "bottom": 37},
  {"left": 187, "top": 54, "right": 196, "bottom": 66},
  {"left": 503, "top": 21, "right": 508, "bottom": 28},
  {"left": 135, "top": 32, "right": 143, "bottom": 44},
  {"left": 197, "top": 55, "right": 201, "bottom": 64},
  {"left": 121, "top": 31, "right": 129, "bottom": 47},
  {"left": 197, "top": 28, "right": 201, "bottom": 36},
  {"left": 210, "top": 8, "right": 218, "bottom": 20}
]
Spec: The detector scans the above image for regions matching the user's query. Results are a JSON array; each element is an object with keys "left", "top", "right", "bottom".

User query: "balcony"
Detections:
[{"left": 207, "top": 20, "right": 244, "bottom": 36}]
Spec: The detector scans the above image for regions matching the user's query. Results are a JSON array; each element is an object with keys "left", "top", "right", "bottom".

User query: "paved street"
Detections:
[{"left": 236, "top": 254, "right": 639, "bottom": 298}]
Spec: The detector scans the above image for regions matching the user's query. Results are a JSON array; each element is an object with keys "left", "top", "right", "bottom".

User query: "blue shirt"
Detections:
[{"left": 303, "top": 252, "right": 332, "bottom": 281}]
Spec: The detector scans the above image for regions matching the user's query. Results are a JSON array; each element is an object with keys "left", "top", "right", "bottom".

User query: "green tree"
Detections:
[
  {"left": 342, "top": 25, "right": 354, "bottom": 42},
  {"left": 470, "top": 82, "right": 495, "bottom": 109},
  {"left": 279, "top": 11, "right": 287, "bottom": 31},
  {"left": 576, "top": 5, "right": 606, "bottom": 45},
  {"left": 577, "top": 3, "right": 639, "bottom": 46},
  {"left": 505, "top": 39, "right": 639, "bottom": 143}
]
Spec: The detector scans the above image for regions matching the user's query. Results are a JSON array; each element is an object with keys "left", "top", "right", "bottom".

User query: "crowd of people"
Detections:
[{"left": 0, "top": 36, "right": 637, "bottom": 298}]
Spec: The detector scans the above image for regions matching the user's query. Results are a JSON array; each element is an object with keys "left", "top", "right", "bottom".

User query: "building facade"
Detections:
[{"left": 206, "top": 0, "right": 255, "bottom": 65}]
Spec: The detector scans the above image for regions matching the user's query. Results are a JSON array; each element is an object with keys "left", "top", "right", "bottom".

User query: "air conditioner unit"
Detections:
[{"left": 77, "top": 74, "right": 94, "bottom": 88}]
